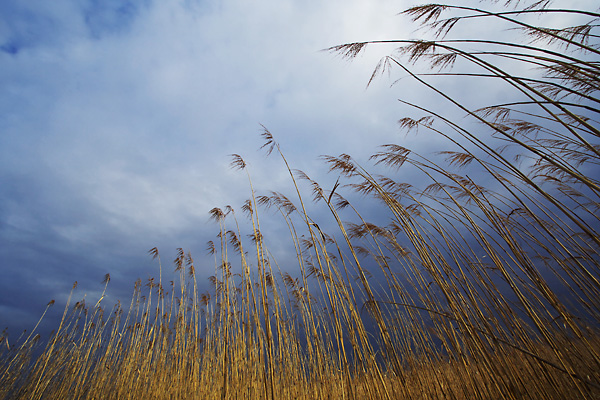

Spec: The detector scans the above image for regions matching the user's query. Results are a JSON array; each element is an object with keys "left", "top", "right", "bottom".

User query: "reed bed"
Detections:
[{"left": 1, "top": 1, "right": 599, "bottom": 398}]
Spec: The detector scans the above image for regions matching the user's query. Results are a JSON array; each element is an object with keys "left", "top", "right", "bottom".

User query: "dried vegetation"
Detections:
[{"left": 1, "top": 1, "right": 600, "bottom": 398}]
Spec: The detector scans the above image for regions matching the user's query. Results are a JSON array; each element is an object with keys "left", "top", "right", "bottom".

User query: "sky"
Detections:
[
  {"left": 0, "top": 0, "right": 595, "bottom": 339},
  {"left": 0, "top": 0, "right": 424, "bottom": 337}
]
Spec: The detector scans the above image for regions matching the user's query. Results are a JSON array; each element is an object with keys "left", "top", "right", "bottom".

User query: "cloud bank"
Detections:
[{"left": 0, "top": 0, "right": 415, "bottom": 335}]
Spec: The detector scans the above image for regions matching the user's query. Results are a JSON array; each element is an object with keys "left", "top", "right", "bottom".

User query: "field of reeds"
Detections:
[{"left": 1, "top": 1, "right": 599, "bottom": 399}]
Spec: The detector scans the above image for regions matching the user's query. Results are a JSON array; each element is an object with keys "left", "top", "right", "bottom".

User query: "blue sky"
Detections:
[{"left": 1, "top": 0, "right": 595, "bottom": 338}]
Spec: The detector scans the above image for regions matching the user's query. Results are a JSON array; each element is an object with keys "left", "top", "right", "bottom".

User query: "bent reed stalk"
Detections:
[{"left": 1, "top": 1, "right": 599, "bottom": 398}]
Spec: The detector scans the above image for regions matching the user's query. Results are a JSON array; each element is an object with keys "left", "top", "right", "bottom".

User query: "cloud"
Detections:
[
  {"left": 0, "top": 0, "right": 416, "bottom": 336},
  {"left": 83, "top": 0, "right": 146, "bottom": 39},
  {"left": 1, "top": 0, "right": 596, "bottom": 344}
]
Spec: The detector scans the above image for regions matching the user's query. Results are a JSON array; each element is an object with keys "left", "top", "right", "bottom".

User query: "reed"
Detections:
[{"left": 1, "top": 1, "right": 599, "bottom": 398}]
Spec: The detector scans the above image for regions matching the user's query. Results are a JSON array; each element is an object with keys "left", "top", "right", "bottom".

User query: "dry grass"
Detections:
[{"left": 1, "top": 1, "right": 599, "bottom": 399}]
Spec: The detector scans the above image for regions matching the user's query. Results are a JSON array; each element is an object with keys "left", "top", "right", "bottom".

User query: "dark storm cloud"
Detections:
[
  {"left": 0, "top": 0, "right": 412, "bottom": 337},
  {"left": 5, "top": 0, "right": 587, "bottom": 340}
]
